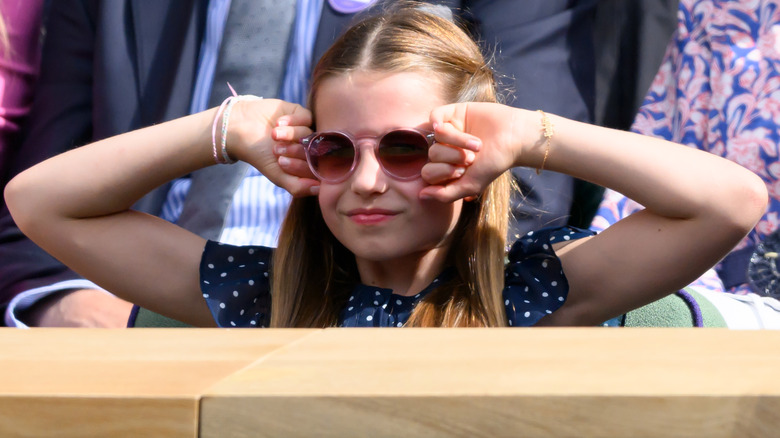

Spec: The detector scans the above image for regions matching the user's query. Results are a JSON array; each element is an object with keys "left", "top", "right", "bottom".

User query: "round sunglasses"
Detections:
[{"left": 301, "top": 128, "right": 435, "bottom": 183}]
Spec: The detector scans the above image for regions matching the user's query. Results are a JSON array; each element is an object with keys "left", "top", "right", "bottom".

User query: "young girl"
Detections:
[{"left": 4, "top": 4, "right": 768, "bottom": 328}]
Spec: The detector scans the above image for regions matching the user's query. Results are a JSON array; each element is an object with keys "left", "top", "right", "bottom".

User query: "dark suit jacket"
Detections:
[
  {"left": 0, "top": 0, "right": 207, "bottom": 307},
  {"left": 0, "top": 0, "right": 596, "bottom": 312}
]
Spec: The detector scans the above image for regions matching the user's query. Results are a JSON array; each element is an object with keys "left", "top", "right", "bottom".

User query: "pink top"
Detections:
[{"left": 0, "top": 0, "right": 44, "bottom": 180}]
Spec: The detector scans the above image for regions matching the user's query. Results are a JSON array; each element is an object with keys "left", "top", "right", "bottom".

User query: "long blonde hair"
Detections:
[{"left": 271, "top": 3, "right": 512, "bottom": 328}]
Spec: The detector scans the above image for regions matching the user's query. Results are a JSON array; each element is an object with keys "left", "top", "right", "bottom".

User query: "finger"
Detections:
[
  {"left": 278, "top": 156, "right": 316, "bottom": 179},
  {"left": 273, "top": 124, "right": 312, "bottom": 143},
  {"left": 278, "top": 104, "right": 312, "bottom": 127},
  {"left": 274, "top": 142, "right": 307, "bottom": 160},
  {"left": 271, "top": 171, "right": 320, "bottom": 197},
  {"left": 421, "top": 162, "right": 466, "bottom": 185},
  {"left": 287, "top": 179, "right": 320, "bottom": 198},
  {"left": 428, "top": 143, "right": 475, "bottom": 166},
  {"left": 419, "top": 181, "right": 480, "bottom": 203},
  {"left": 434, "top": 122, "right": 482, "bottom": 152}
]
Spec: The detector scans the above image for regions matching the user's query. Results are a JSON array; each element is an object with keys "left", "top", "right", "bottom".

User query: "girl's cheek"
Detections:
[{"left": 317, "top": 184, "right": 340, "bottom": 212}]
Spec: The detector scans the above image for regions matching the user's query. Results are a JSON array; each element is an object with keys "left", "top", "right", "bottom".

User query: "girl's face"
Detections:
[{"left": 313, "top": 71, "right": 463, "bottom": 264}]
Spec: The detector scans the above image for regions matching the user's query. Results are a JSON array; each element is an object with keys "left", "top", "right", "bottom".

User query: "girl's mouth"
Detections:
[{"left": 347, "top": 208, "right": 398, "bottom": 225}]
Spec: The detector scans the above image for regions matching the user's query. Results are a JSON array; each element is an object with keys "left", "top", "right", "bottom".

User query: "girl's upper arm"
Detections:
[
  {"left": 35, "top": 209, "right": 215, "bottom": 327},
  {"left": 552, "top": 209, "right": 745, "bottom": 326}
]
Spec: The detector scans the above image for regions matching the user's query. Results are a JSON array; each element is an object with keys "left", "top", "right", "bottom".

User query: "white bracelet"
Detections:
[{"left": 216, "top": 94, "right": 263, "bottom": 165}]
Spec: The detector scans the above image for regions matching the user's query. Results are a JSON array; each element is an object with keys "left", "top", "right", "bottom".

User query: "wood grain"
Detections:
[
  {"left": 200, "top": 328, "right": 780, "bottom": 438},
  {"left": 3, "top": 328, "right": 779, "bottom": 437},
  {"left": 0, "top": 328, "right": 315, "bottom": 437}
]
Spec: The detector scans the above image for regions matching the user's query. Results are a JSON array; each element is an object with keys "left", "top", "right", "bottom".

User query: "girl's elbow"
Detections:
[
  {"left": 717, "top": 171, "right": 770, "bottom": 239},
  {"left": 4, "top": 172, "right": 44, "bottom": 237},
  {"left": 5, "top": 175, "right": 29, "bottom": 228},
  {"left": 738, "top": 172, "right": 769, "bottom": 233}
]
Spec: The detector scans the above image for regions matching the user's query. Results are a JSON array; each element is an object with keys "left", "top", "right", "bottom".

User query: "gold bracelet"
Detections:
[{"left": 536, "top": 109, "right": 554, "bottom": 175}]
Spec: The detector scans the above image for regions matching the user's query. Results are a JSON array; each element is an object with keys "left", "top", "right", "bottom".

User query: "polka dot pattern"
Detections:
[
  {"left": 503, "top": 226, "right": 594, "bottom": 327},
  {"left": 200, "top": 242, "right": 272, "bottom": 328},
  {"left": 337, "top": 272, "right": 450, "bottom": 328},
  {"left": 200, "top": 227, "right": 596, "bottom": 328}
]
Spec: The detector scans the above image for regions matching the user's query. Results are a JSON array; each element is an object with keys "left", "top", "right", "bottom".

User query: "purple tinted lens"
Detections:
[
  {"left": 308, "top": 133, "right": 355, "bottom": 181},
  {"left": 378, "top": 131, "right": 430, "bottom": 178}
]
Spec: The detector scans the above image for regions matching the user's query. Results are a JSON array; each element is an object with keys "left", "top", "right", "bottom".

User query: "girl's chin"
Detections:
[{"left": 348, "top": 243, "right": 443, "bottom": 265}]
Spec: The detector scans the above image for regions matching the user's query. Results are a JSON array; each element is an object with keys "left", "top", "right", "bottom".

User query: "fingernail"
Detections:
[
  {"left": 466, "top": 139, "right": 481, "bottom": 151},
  {"left": 310, "top": 185, "right": 320, "bottom": 196},
  {"left": 277, "top": 118, "right": 289, "bottom": 127},
  {"left": 464, "top": 150, "right": 475, "bottom": 164},
  {"left": 432, "top": 122, "right": 439, "bottom": 131},
  {"left": 275, "top": 145, "right": 287, "bottom": 155},
  {"left": 454, "top": 167, "right": 466, "bottom": 177},
  {"left": 278, "top": 156, "right": 290, "bottom": 166},
  {"left": 419, "top": 192, "right": 432, "bottom": 200}
]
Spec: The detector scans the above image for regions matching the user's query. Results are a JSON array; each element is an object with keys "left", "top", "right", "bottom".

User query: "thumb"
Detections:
[
  {"left": 430, "top": 103, "right": 460, "bottom": 130},
  {"left": 278, "top": 102, "right": 312, "bottom": 128},
  {"left": 279, "top": 174, "right": 320, "bottom": 198},
  {"left": 430, "top": 103, "right": 471, "bottom": 133}
]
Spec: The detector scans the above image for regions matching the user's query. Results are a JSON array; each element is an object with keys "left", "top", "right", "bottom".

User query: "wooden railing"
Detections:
[{"left": 1, "top": 328, "right": 778, "bottom": 437}]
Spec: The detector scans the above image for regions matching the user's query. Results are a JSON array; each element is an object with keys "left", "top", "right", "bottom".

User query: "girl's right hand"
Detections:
[{"left": 226, "top": 98, "right": 320, "bottom": 197}]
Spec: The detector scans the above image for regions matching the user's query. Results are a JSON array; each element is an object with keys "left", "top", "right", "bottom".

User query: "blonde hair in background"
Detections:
[{"left": 271, "top": 1, "right": 513, "bottom": 328}]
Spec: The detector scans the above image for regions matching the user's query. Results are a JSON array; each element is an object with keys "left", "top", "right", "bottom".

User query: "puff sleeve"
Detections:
[
  {"left": 503, "top": 227, "right": 595, "bottom": 326},
  {"left": 200, "top": 241, "right": 273, "bottom": 328}
]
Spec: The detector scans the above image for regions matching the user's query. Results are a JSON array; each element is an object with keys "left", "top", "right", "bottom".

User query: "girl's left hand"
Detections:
[{"left": 420, "top": 102, "right": 523, "bottom": 202}]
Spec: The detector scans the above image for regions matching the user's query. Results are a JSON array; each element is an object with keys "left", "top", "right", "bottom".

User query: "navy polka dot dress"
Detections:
[{"left": 200, "top": 227, "right": 597, "bottom": 328}]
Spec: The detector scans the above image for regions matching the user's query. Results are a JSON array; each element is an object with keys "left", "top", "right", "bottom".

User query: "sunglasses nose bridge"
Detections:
[
  {"left": 353, "top": 136, "right": 378, "bottom": 150},
  {"left": 352, "top": 136, "right": 384, "bottom": 169},
  {"left": 352, "top": 141, "right": 383, "bottom": 176}
]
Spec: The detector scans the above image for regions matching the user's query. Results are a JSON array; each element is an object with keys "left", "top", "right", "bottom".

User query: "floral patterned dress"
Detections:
[{"left": 592, "top": 0, "right": 780, "bottom": 294}]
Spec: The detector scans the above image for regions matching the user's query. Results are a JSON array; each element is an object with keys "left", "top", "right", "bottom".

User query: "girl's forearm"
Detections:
[
  {"left": 518, "top": 111, "right": 767, "bottom": 230},
  {"left": 6, "top": 108, "right": 217, "bottom": 226},
  {"left": 512, "top": 110, "right": 767, "bottom": 325}
]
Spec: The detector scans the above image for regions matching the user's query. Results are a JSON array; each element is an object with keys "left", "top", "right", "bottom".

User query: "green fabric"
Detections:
[
  {"left": 132, "top": 306, "right": 192, "bottom": 328},
  {"left": 625, "top": 294, "right": 694, "bottom": 327},
  {"left": 685, "top": 287, "right": 728, "bottom": 328},
  {"left": 624, "top": 288, "right": 727, "bottom": 328}
]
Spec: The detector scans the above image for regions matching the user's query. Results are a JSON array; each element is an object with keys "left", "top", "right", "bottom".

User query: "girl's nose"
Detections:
[{"left": 350, "top": 142, "right": 387, "bottom": 195}]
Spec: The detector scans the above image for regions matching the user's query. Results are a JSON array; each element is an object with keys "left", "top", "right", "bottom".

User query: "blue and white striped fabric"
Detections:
[
  {"left": 281, "top": 0, "right": 324, "bottom": 107},
  {"left": 162, "top": 0, "right": 324, "bottom": 247},
  {"left": 160, "top": 174, "right": 291, "bottom": 247}
]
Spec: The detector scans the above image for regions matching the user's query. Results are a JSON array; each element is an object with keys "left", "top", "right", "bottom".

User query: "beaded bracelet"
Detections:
[{"left": 536, "top": 109, "right": 554, "bottom": 175}]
